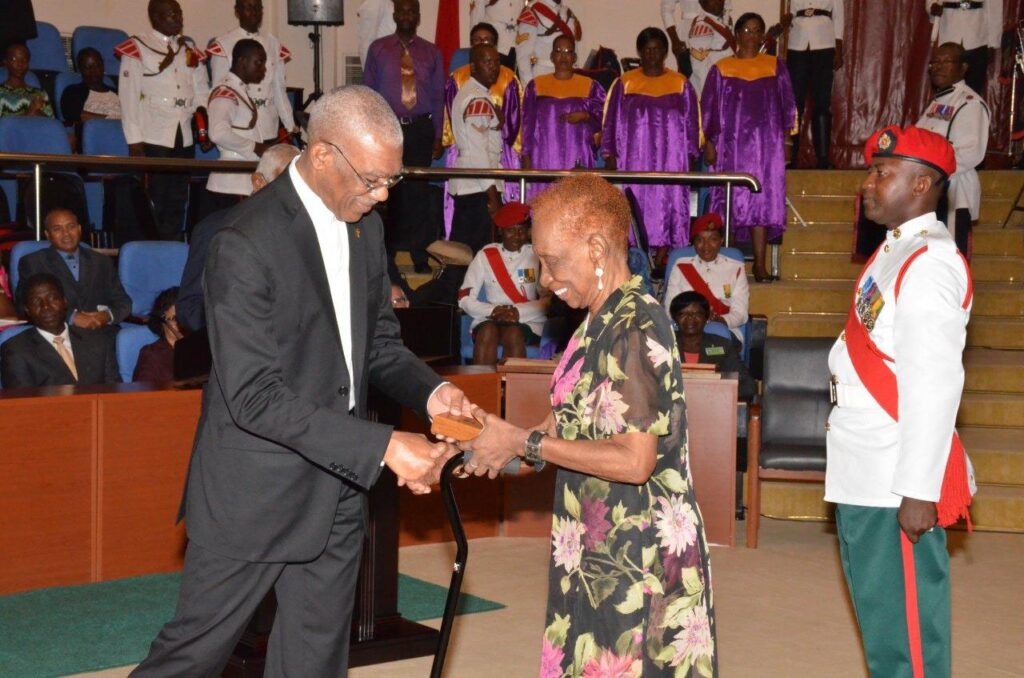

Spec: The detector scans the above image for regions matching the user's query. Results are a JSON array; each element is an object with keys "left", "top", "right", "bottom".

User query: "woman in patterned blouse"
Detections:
[{"left": 0, "top": 43, "right": 53, "bottom": 118}]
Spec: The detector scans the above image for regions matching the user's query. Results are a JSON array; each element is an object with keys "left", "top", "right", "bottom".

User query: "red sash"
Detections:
[
  {"left": 677, "top": 263, "right": 731, "bottom": 317},
  {"left": 520, "top": 2, "right": 580, "bottom": 40},
  {"left": 696, "top": 16, "right": 737, "bottom": 51},
  {"left": 483, "top": 248, "right": 529, "bottom": 304},
  {"left": 843, "top": 244, "right": 974, "bottom": 529}
]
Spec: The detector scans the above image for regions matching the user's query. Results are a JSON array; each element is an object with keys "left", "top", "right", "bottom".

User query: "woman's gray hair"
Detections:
[
  {"left": 307, "top": 85, "right": 403, "bottom": 147},
  {"left": 254, "top": 144, "right": 299, "bottom": 180}
]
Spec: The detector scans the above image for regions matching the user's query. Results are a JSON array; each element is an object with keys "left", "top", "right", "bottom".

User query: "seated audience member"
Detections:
[
  {"left": 16, "top": 208, "right": 132, "bottom": 329},
  {"left": 177, "top": 143, "right": 299, "bottom": 332},
  {"left": 0, "top": 265, "right": 15, "bottom": 317},
  {"left": 134, "top": 286, "right": 182, "bottom": 382},
  {"left": 449, "top": 44, "right": 506, "bottom": 253},
  {"left": 1, "top": 273, "right": 119, "bottom": 388},
  {"left": 61, "top": 48, "right": 121, "bottom": 125},
  {"left": 458, "top": 202, "right": 547, "bottom": 365},
  {"left": 662, "top": 212, "right": 749, "bottom": 344},
  {"left": 671, "top": 290, "right": 755, "bottom": 400},
  {"left": 0, "top": 43, "right": 53, "bottom": 117}
]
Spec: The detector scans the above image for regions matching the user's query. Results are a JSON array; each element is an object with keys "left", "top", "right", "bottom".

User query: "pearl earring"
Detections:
[{"left": 595, "top": 266, "right": 604, "bottom": 291}]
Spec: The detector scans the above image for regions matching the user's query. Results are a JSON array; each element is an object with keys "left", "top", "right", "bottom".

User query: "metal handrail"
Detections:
[{"left": 0, "top": 151, "right": 761, "bottom": 242}]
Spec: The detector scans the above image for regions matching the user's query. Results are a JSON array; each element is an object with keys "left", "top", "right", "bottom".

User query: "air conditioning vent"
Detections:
[{"left": 344, "top": 56, "right": 363, "bottom": 85}]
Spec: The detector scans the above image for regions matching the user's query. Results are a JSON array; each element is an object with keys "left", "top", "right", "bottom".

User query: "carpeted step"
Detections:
[
  {"left": 967, "top": 316, "right": 1024, "bottom": 349},
  {"left": 785, "top": 169, "right": 864, "bottom": 196},
  {"left": 779, "top": 252, "right": 862, "bottom": 281},
  {"left": 979, "top": 171, "right": 1024, "bottom": 198},
  {"left": 968, "top": 255, "right": 1024, "bottom": 282},
  {"left": 786, "top": 196, "right": 856, "bottom": 224},
  {"left": 973, "top": 226, "right": 1024, "bottom": 256},
  {"left": 959, "top": 427, "right": 1024, "bottom": 486},
  {"left": 963, "top": 349, "right": 1024, "bottom": 393},
  {"left": 958, "top": 392, "right": 1024, "bottom": 428},
  {"left": 780, "top": 222, "right": 853, "bottom": 252},
  {"left": 963, "top": 484, "right": 1024, "bottom": 533}
]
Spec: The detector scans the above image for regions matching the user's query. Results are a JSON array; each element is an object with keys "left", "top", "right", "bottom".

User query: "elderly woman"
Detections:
[
  {"left": 0, "top": 43, "right": 53, "bottom": 117},
  {"left": 461, "top": 175, "right": 717, "bottom": 677},
  {"left": 701, "top": 12, "right": 797, "bottom": 281},
  {"left": 133, "top": 287, "right": 183, "bottom": 382},
  {"left": 671, "top": 291, "right": 755, "bottom": 401}
]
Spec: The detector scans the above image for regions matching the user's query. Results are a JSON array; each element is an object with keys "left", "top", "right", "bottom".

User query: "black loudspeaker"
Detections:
[{"left": 288, "top": 0, "right": 344, "bottom": 26}]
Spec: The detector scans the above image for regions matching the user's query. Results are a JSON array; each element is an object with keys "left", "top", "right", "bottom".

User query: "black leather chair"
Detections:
[{"left": 746, "top": 337, "right": 833, "bottom": 547}]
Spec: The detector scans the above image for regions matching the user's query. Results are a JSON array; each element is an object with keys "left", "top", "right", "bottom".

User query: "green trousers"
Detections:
[{"left": 835, "top": 504, "right": 951, "bottom": 678}]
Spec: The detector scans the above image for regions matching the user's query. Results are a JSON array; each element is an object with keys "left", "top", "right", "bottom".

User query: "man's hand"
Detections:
[
  {"left": 781, "top": 12, "right": 793, "bottom": 30},
  {"left": 603, "top": 155, "right": 617, "bottom": 171},
  {"left": 432, "top": 138, "right": 443, "bottom": 160},
  {"left": 669, "top": 37, "right": 688, "bottom": 58},
  {"left": 427, "top": 382, "right": 475, "bottom": 423},
  {"left": 458, "top": 408, "right": 528, "bottom": 479},
  {"left": 128, "top": 143, "right": 146, "bottom": 157},
  {"left": 72, "top": 311, "right": 108, "bottom": 330},
  {"left": 930, "top": 2, "right": 944, "bottom": 17},
  {"left": 486, "top": 186, "right": 501, "bottom": 217},
  {"left": 897, "top": 496, "right": 938, "bottom": 544},
  {"left": 833, "top": 42, "right": 844, "bottom": 71},
  {"left": 383, "top": 431, "right": 448, "bottom": 494}
]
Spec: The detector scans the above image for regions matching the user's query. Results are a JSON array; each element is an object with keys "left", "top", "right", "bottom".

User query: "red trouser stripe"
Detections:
[{"left": 900, "top": 531, "right": 925, "bottom": 678}]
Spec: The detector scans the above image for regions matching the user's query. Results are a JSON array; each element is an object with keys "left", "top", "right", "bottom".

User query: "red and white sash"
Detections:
[
  {"left": 483, "top": 248, "right": 529, "bottom": 304},
  {"left": 677, "top": 262, "right": 731, "bottom": 317}
]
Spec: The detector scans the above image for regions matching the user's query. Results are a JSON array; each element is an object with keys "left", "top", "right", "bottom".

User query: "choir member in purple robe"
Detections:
[
  {"left": 702, "top": 12, "right": 797, "bottom": 282},
  {"left": 600, "top": 27, "right": 701, "bottom": 252},
  {"left": 520, "top": 35, "right": 605, "bottom": 202}
]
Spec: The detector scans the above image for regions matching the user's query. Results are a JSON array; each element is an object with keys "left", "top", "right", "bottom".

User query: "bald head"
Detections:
[
  {"left": 306, "top": 85, "right": 402, "bottom": 149},
  {"left": 470, "top": 44, "right": 501, "bottom": 89},
  {"left": 252, "top": 144, "right": 300, "bottom": 192}
]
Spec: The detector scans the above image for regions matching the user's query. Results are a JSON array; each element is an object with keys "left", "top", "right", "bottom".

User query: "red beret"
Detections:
[
  {"left": 690, "top": 212, "right": 723, "bottom": 240},
  {"left": 864, "top": 125, "right": 956, "bottom": 179},
  {"left": 493, "top": 202, "right": 531, "bottom": 229}
]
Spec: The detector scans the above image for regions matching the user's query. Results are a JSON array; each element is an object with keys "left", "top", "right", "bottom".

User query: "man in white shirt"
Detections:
[
  {"left": 515, "top": 0, "right": 581, "bottom": 84},
  {"left": 917, "top": 41, "right": 990, "bottom": 254},
  {"left": 207, "top": 0, "right": 296, "bottom": 146},
  {"left": 207, "top": 40, "right": 275, "bottom": 204},
  {"left": 681, "top": 0, "right": 734, "bottom": 96},
  {"left": 826, "top": 125, "right": 972, "bottom": 678},
  {"left": 661, "top": 0, "right": 732, "bottom": 74},
  {"left": 927, "top": 0, "right": 1002, "bottom": 96},
  {"left": 115, "top": 0, "right": 210, "bottom": 240},
  {"left": 450, "top": 44, "right": 505, "bottom": 253},
  {"left": 781, "top": 0, "right": 844, "bottom": 169},
  {"left": 357, "top": 0, "right": 396, "bottom": 67},
  {"left": 458, "top": 202, "right": 547, "bottom": 364},
  {"left": 470, "top": 0, "right": 523, "bottom": 65}
]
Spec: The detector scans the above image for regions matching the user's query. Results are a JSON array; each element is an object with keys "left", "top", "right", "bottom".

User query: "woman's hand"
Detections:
[
  {"left": 458, "top": 408, "right": 529, "bottom": 479},
  {"left": 27, "top": 95, "right": 45, "bottom": 116}
]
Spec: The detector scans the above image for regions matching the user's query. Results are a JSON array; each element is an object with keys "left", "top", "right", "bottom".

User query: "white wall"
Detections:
[{"left": 33, "top": 0, "right": 781, "bottom": 95}]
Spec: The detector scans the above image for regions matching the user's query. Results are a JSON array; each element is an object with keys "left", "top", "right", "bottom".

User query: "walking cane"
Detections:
[{"left": 429, "top": 453, "right": 469, "bottom": 678}]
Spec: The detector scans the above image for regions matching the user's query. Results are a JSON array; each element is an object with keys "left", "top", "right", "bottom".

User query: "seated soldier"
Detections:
[
  {"left": 662, "top": 212, "right": 749, "bottom": 345},
  {"left": 458, "top": 202, "right": 547, "bottom": 365},
  {"left": 16, "top": 208, "right": 132, "bottom": 330},
  {"left": 1, "top": 273, "right": 119, "bottom": 388},
  {"left": 671, "top": 290, "right": 755, "bottom": 400}
]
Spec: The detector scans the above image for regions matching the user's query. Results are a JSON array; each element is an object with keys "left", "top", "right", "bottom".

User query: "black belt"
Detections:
[
  {"left": 397, "top": 113, "right": 432, "bottom": 125},
  {"left": 795, "top": 8, "right": 832, "bottom": 18},
  {"left": 941, "top": 1, "right": 983, "bottom": 9}
]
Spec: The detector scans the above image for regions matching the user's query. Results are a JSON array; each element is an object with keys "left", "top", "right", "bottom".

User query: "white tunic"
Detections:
[
  {"left": 449, "top": 77, "right": 505, "bottom": 196},
  {"left": 459, "top": 243, "right": 547, "bottom": 335},
  {"left": 208, "top": 27, "right": 295, "bottom": 140},
  {"left": 470, "top": 0, "right": 525, "bottom": 53},
  {"left": 515, "top": 0, "right": 580, "bottom": 84},
  {"left": 660, "top": 0, "right": 733, "bottom": 40},
  {"left": 787, "top": 0, "right": 844, "bottom": 52},
  {"left": 915, "top": 79, "right": 990, "bottom": 220},
  {"left": 926, "top": 0, "right": 1002, "bottom": 51},
  {"left": 117, "top": 31, "right": 210, "bottom": 147},
  {"left": 662, "top": 253, "right": 749, "bottom": 343},
  {"left": 685, "top": 10, "right": 734, "bottom": 96},
  {"left": 206, "top": 73, "right": 262, "bottom": 196},
  {"left": 357, "top": 0, "right": 397, "bottom": 67},
  {"left": 825, "top": 213, "right": 971, "bottom": 508}
]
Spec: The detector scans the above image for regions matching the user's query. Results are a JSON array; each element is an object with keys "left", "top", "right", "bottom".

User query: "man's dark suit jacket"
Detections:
[
  {"left": 177, "top": 207, "right": 230, "bottom": 332},
  {"left": 16, "top": 247, "right": 133, "bottom": 323},
  {"left": 1, "top": 326, "right": 120, "bottom": 388},
  {"left": 183, "top": 170, "right": 443, "bottom": 563}
]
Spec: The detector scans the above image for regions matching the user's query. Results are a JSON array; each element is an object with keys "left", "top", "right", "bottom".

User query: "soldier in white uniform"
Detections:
[
  {"left": 207, "top": 0, "right": 296, "bottom": 146},
  {"left": 917, "top": 41, "right": 990, "bottom": 254},
  {"left": 471, "top": 0, "right": 524, "bottom": 64},
  {"left": 661, "top": 0, "right": 733, "bottom": 76},
  {"left": 458, "top": 202, "right": 547, "bottom": 365},
  {"left": 826, "top": 125, "right": 973, "bottom": 678},
  {"left": 781, "top": 0, "right": 844, "bottom": 169},
  {"left": 207, "top": 40, "right": 272, "bottom": 204},
  {"left": 662, "top": 212, "right": 748, "bottom": 343},
  {"left": 357, "top": 0, "right": 396, "bottom": 67},
  {"left": 927, "top": 0, "right": 1002, "bottom": 96},
  {"left": 116, "top": 0, "right": 209, "bottom": 240},
  {"left": 515, "top": 0, "right": 581, "bottom": 84}
]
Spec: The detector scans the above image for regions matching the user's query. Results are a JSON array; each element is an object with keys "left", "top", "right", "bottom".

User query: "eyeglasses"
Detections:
[
  {"left": 552, "top": 48, "right": 574, "bottom": 55},
  {"left": 161, "top": 313, "right": 178, "bottom": 324},
  {"left": 322, "top": 139, "right": 404, "bottom": 194}
]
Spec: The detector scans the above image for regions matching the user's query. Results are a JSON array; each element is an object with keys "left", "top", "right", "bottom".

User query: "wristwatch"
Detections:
[{"left": 523, "top": 430, "right": 547, "bottom": 464}]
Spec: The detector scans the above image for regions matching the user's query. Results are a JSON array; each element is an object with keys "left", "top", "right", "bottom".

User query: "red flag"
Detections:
[{"left": 435, "top": 0, "right": 460, "bottom": 73}]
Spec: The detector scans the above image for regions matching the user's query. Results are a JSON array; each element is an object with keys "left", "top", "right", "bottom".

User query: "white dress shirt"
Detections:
[
  {"left": 207, "top": 72, "right": 263, "bottom": 196},
  {"left": 825, "top": 213, "right": 971, "bottom": 507},
  {"left": 449, "top": 77, "right": 505, "bottom": 196},
  {"left": 926, "top": 0, "right": 1003, "bottom": 51},
  {"left": 916, "top": 79, "right": 990, "bottom": 220},
  {"left": 36, "top": 324, "right": 74, "bottom": 363},
  {"left": 662, "top": 253, "right": 749, "bottom": 343},
  {"left": 357, "top": 0, "right": 397, "bottom": 67},
  {"left": 288, "top": 159, "right": 355, "bottom": 410},
  {"left": 788, "top": 0, "right": 844, "bottom": 52},
  {"left": 208, "top": 27, "right": 295, "bottom": 139},
  {"left": 458, "top": 243, "right": 547, "bottom": 334}
]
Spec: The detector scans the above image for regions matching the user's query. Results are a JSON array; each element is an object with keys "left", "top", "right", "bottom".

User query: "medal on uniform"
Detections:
[
  {"left": 723, "top": 283, "right": 732, "bottom": 299},
  {"left": 856, "top": 276, "right": 885, "bottom": 331}
]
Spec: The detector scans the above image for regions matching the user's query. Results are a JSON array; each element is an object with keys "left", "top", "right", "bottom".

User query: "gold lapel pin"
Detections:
[{"left": 354, "top": 227, "right": 361, "bottom": 238}]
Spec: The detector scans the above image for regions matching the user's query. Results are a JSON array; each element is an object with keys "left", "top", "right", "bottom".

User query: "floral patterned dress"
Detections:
[{"left": 542, "top": 276, "right": 717, "bottom": 678}]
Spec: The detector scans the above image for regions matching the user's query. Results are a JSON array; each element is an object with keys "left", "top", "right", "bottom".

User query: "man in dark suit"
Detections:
[
  {"left": 1, "top": 273, "right": 119, "bottom": 388},
  {"left": 132, "top": 85, "right": 470, "bottom": 677},
  {"left": 16, "top": 208, "right": 132, "bottom": 329}
]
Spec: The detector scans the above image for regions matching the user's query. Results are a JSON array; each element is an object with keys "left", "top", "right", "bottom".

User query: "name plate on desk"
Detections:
[{"left": 496, "top": 357, "right": 557, "bottom": 374}]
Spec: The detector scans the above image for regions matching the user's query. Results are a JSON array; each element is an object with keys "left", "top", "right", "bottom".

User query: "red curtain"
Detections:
[
  {"left": 435, "top": 0, "right": 461, "bottom": 73},
  {"left": 824, "top": 0, "right": 1024, "bottom": 168}
]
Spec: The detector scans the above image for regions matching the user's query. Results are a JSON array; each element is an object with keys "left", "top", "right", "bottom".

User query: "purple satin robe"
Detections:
[
  {"left": 600, "top": 69, "right": 700, "bottom": 248},
  {"left": 702, "top": 55, "right": 797, "bottom": 242},
  {"left": 521, "top": 74, "right": 606, "bottom": 203}
]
